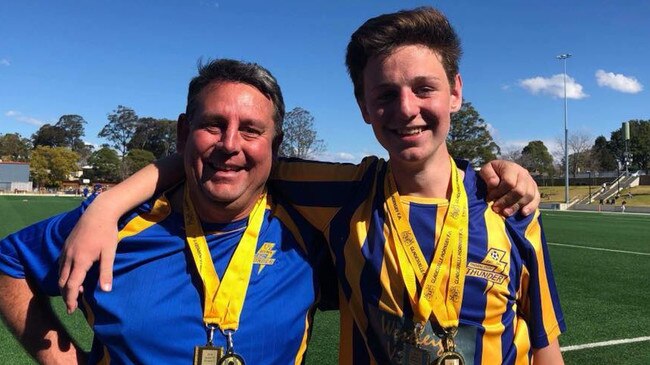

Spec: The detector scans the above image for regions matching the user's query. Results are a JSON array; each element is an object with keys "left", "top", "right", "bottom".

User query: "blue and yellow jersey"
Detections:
[
  {"left": 272, "top": 156, "right": 566, "bottom": 365},
  {"left": 0, "top": 190, "right": 328, "bottom": 365}
]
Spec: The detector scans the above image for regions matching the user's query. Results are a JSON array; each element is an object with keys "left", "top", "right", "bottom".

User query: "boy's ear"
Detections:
[
  {"left": 357, "top": 99, "right": 372, "bottom": 125},
  {"left": 450, "top": 74, "right": 463, "bottom": 112},
  {"left": 176, "top": 113, "right": 189, "bottom": 153}
]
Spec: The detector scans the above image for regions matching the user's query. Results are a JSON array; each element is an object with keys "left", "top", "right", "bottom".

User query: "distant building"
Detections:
[{"left": 0, "top": 162, "right": 32, "bottom": 192}]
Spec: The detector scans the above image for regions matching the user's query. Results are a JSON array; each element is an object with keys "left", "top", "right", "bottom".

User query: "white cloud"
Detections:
[
  {"left": 595, "top": 69, "right": 643, "bottom": 93},
  {"left": 313, "top": 150, "right": 388, "bottom": 163},
  {"left": 519, "top": 74, "right": 588, "bottom": 99},
  {"left": 0, "top": 59, "right": 9, "bottom": 66},
  {"left": 4, "top": 110, "right": 44, "bottom": 126}
]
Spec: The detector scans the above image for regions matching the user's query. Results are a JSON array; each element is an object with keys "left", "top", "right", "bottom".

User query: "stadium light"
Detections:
[{"left": 557, "top": 53, "right": 572, "bottom": 205}]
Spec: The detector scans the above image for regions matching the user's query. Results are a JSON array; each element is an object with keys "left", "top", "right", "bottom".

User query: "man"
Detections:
[{"left": 0, "top": 59, "right": 331, "bottom": 364}]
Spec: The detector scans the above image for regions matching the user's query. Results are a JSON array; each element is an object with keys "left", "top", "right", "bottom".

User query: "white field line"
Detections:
[
  {"left": 548, "top": 242, "right": 650, "bottom": 256},
  {"left": 561, "top": 336, "right": 650, "bottom": 352}
]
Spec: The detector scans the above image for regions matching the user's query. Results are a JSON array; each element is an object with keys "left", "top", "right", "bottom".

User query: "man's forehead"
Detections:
[{"left": 194, "top": 81, "right": 274, "bottom": 117}]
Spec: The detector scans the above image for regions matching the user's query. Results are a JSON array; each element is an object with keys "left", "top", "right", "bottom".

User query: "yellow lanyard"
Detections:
[
  {"left": 183, "top": 185, "right": 267, "bottom": 330},
  {"left": 384, "top": 157, "right": 468, "bottom": 329}
]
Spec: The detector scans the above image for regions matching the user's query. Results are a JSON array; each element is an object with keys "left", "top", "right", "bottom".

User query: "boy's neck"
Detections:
[{"left": 389, "top": 152, "right": 459, "bottom": 199}]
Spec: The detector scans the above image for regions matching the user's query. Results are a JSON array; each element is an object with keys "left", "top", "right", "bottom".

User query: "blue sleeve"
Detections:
[{"left": 0, "top": 201, "right": 90, "bottom": 297}]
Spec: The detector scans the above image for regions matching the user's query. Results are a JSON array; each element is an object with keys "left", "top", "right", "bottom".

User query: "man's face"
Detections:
[
  {"left": 178, "top": 81, "right": 276, "bottom": 221},
  {"left": 358, "top": 44, "right": 462, "bottom": 168}
]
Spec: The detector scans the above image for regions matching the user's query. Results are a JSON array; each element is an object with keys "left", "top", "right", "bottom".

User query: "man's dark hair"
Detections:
[
  {"left": 345, "top": 7, "right": 462, "bottom": 102},
  {"left": 186, "top": 59, "right": 285, "bottom": 138}
]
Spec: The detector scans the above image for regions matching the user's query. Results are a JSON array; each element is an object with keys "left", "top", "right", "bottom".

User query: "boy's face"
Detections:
[{"left": 358, "top": 44, "right": 462, "bottom": 168}]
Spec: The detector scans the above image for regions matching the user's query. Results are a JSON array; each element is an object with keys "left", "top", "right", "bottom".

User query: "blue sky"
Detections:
[{"left": 1, "top": 1, "right": 648, "bottom": 162}]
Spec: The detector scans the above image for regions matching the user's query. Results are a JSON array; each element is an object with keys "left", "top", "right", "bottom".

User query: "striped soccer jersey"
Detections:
[
  {"left": 0, "top": 190, "right": 327, "bottom": 365},
  {"left": 272, "top": 156, "right": 566, "bottom": 365}
]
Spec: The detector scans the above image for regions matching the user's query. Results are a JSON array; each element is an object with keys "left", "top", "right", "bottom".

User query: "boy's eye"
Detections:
[
  {"left": 414, "top": 86, "right": 434, "bottom": 96},
  {"left": 376, "top": 90, "right": 397, "bottom": 103}
]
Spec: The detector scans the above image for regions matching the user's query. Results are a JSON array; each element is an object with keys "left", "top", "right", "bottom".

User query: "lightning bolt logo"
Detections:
[{"left": 253, "top": 242, "right": 276, "bottom": 274}]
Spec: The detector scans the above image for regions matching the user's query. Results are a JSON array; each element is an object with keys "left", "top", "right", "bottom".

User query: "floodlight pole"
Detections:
[{"left": 557, "top": 53, "right": 572, "bottom": 205}]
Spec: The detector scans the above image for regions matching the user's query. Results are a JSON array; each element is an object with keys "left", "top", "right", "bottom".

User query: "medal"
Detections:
[
  {"left": 183, "top": 186, "right": 266, "bottom": 365},
  {"left": 194, "top": 346, "right": 223, "bottom": 365},
  {"left": 217, "top": 329, "right": 245, "bottom": 365},
  {"left": 218, "top": 353, "right": 245, "bottom": 365},
  {"left": 435, "top": 351, "right": 464, "bottom": 365},
  {"left": 193, "top": 325, "right": 223, "bottom": 365},
  {"left": 433, "top": 328, "right": 465, "bottom": 365}
]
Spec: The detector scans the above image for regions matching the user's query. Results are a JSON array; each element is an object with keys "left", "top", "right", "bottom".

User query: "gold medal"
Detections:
[
  {"left": 218, "top": 352, "right": 245, "bottom": 365},
  {"left": 435, "top": 351, "right": 465, "bottom": 365},
  {"left": 193, "top": 345, "right": 223, "bottom": 365}
]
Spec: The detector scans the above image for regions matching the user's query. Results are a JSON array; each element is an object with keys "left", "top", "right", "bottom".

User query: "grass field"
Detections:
[{"left": 1, "top": 196, "right": 649, "bottom": 364}]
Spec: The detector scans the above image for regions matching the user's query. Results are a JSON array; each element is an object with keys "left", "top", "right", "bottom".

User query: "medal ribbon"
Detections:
[
  {"left": 183, "top": 185, "right": 267, "bottom": 330},
  {"left": 384, "top": 157, "right": 468, "bottom": 329}
]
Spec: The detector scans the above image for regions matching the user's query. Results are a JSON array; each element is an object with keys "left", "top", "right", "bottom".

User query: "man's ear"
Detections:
[
  {"left": 450, "top": 74, "right": 463, "bottom": 112},
  {"left": 176, "top": 113, "right": 189, "bottom": 153},
  {"left": 272, "top": 131, "right": 284, "bottom": 159}
]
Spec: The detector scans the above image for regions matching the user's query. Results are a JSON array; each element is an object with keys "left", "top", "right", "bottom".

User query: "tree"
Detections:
[
  {"left": 609, "top": 120, "right": 650, "bottom": 174},
  {"left": 128, "top": 117, "right": 177, "bottom": 159},
  {"left": 520, "top": 140, "right": 554, "bottom": 176},
  {"left": 32, "top": 124, "right": 67, "bottom": 148},
  {"left": 447, "top": 101, "right": 500, "bottom": 165},
  {"left": 86, "top": 146, "right": 121, "bottom": 182},
  {"left": 279, "top": 107, "right": 326, "bottom": 159},
  {"left": 29, "top": 146, "right": 79, "bottom": 188},
  {"left": 99, "top": 105, "right": 140, "bottom": 179},
  {"left": 591, "top": 136, "right": 617, "bottom": 172},
  {"left": 124, "top": 149, "right": 156, "bottom": 176},
  {"left": 554, "top": 131, "right": 593, "bottom": 177},
  {"left": 0, "top": 133, "right": 32, "bottom": 161},
  {"left": 77, "top": 143, "right": 95, "bottom": 167},
  {"left": 99, "top": 105, "right": 139, "bottom": 158},
  {"left": 55, "top": 114, "right": 87, "bottom": 152}
]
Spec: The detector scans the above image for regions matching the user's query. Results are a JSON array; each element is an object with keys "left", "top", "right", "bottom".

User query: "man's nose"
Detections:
[{"left": 219, "top": 127, "right": 241, "bottom": 153}]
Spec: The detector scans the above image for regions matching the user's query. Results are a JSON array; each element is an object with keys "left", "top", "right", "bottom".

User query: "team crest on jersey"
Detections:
[
  {"left": 466, "top": 248, "right": 508, "bottom": 290},
  {"left": 253, "top": 242, "right": 276, "bottom": 273}
]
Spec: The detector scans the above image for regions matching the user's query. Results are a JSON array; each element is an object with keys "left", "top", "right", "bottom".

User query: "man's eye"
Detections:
[
  {"left": 241, "top": 127, "right": 262, "bottom": 136},
  {"left": 203, "top": 124, "right": 223, "bottom": 133}
]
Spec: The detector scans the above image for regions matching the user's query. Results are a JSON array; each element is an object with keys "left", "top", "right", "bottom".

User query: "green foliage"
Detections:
[
  {"left": 591, "top": 135, "right": 617, "bottom": 171},
  {"left": 521, "top": 140, "right": 554, "bottom": 175},
  {"left": 55, "top": 115, "right": 87, "bottom": 152},
  {"left": 29, "top": 146, "right": 79, "bottom": 188},
  {"left": 31, "top": 123, "right": 67, "bottom": 148},
  {"left": 0, "top": 133, "right": 31, "bottom": 161},
  {"left": 31, "top": 115, "right": 87, "bottom": 153},
  {"left": 279, "top": 107, "right": 326, "bottom": 159},
  {"left": 99, "top": 105, "right": 139, "bottom": 159},
  {"left": 124, "top": 149, "right": 156, "bottom": 176},
  {"left": 128, "top": 117, "right": 177, "bottom": 159},
  {"left": 609, "top": 119, "right": 650, "bottom": 174},
  {"left": 447, "top": 101, "right": 500, "bottom": 166},
  {"left": 86, "top": 146, "right": 121, "bottom": 182}
]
